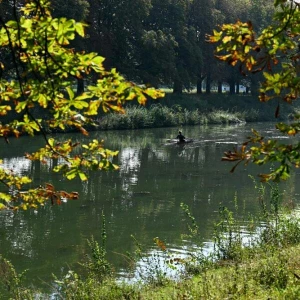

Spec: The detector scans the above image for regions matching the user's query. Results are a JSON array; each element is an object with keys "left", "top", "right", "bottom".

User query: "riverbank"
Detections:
[
  {"left": 1, "top": 197, "right": 300, "bottom": 299},
  {"left": 96, "top": 93, "right": 300, "bottom": 130},
  {"left": 59, "top": 245, "right": 300, "bottom": 299},
  {"left": 53, "top": 206, "right": 300, "bottom": 299}
]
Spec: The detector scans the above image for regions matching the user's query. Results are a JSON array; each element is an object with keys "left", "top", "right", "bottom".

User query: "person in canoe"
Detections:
[{"left": 176, "top": 131, "right": 185, "bottom": 143}]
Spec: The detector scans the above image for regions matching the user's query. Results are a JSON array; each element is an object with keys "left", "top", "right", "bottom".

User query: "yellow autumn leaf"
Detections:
[
  {"left": 222, "top": 36, "right": 232, "bottom": 43},
  {"left": 0, "top": 203, "right": 7, "bottom": 210}
]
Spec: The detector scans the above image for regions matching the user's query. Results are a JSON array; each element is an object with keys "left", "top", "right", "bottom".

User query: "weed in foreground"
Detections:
[
  {"left": 0, "top": 255, "right": 34, "bottom": 300},
  {"left": 81, "top": 212, "right": 112, "bottom": 282},
  {"left": 126, "top": 234, "right": 177, "bottom": 287}
]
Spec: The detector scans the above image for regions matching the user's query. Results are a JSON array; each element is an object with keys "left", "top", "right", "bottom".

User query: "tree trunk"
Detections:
[
  {"left": 236, "top": 80, "right": 240, "bottom": 94},
  {"left": 205, "top": 73, "right": 211, "bottom": 94},
  {"left": 76, "top": 78, "right": 84, "bottom": 95},
  {"left": 217, "top": 81, "right": 222, "bottom": 93},
  {"left": 229, "top": 80, "right": 235, "bottom": 94},
  {"left": 196, "top": 78, "right": 203, "bottom": 94},
  {"left": 251, "top": 78, "right": 259, "bottom": 96},
  {"left": 173, "top": 79, "right": 183, "bottom": 94}
]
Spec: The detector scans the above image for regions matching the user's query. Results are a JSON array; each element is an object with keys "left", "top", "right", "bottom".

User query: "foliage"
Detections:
[
  {"left": 180, "top": 202, "right": 199, "bottom": 237},
  {"left": 61, "top": 0, "right": 273, "bottom": 93},
  {"left": 80, "top": 213, "right": 112, "bottom": 283},
  {"left": 52, "top": 245, "right": 300, "bottom": 299},
  {"left": 54, "top": 270, "right": 141, "bottom": 300},
  {"left": 0, "top": 0, "right": 164, "bottom": 210},
  {"left": 127, "top": 234, "right": 174, "bottom": 286},
  {"left": 208, "top": 0, "right": 300, "bottom": 181},
  {"left": 138, "top": 0, "right": 202, "bottom": 91},
  {"left": 213, "top": 205, "right": 245, "bottom": 261},
  {"left": 0, "top": 255, "right": 34, "bottom": 299},
  {"left": 1, "top": 0, "right": 276, "bottom": 94},
  {"left": 97, "top": 90, "right": 300, "bottom": 129},
  {"left": 52, "top": 0, "right": 90, "bottom": 21},
  {"left": 139, "top": 29, "right": 178, "bottom": 87}
]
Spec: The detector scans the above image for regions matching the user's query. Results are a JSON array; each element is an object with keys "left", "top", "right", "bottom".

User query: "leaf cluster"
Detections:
[
  {"left": 0, "top": 0, "right": 164, "bottom": 210},
  {"left": 209, "top": 0, "right": 300, "bottom": 181}
]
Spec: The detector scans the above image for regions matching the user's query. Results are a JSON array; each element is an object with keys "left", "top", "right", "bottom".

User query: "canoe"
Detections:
[
  {"left": 166, "top": 138, "right": 194, "bottom": 145},
  {"left": 176, "top": 138, "right": 193, "bottom": 144}
]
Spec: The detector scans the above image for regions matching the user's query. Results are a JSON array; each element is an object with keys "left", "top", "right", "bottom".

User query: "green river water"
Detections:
[{"left": 0, "top": 123, "right": 299, "bottom": 290}]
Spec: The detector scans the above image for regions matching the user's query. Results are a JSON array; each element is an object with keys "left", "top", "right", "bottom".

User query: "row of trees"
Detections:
[{"left": 1, "top": 0, "right": 276, "bottom": 94}]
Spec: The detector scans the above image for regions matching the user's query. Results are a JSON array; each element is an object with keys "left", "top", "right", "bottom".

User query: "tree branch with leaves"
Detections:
[
  {"left": 208, "top": 0, "right": 300, "bottom": 181},
  {"left": 0, "top": 0, "right": 164, "bottom": 210}
]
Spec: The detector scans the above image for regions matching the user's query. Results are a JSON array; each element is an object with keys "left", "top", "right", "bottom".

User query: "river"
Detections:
[{"left": 0, "top": 122, "right": 299, "bottom": 290}]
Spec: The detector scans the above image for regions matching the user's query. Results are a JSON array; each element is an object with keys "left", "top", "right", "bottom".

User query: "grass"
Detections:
[
  {"left": 97, "top": 105, "right": 244, "bottom": 130},
  {"left": 95, "top": 93, "right": 300, "bottom": 130},
  {"left": 50, "top": 248, "right": 300, "bottom": 299},
  {"left": 26, "top": 93, "right": 298, "bottom": 133},
  {"left": 157, "top": 245, "right": 300, "bottom": 299},
  {"left": 97, "top": 103, "right": 246, "bottom": 130}
]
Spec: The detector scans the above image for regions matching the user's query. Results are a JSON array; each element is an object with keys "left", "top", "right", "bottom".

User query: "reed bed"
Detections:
[{"left": 97, "top": 105, "right": 247, "bottom": 130}]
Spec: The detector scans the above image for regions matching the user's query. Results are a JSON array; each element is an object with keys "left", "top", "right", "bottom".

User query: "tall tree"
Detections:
[
  {"left": 141, "top": 0, "right": 201, "bottom": 93},
  {"left": 138, "top": 29, "right": 178, "bottom": 87},
  {"left": 51, "top": 0, "right": 90, "bottom": 94},
  {"left": 51, "top": 0, "right": 90, "bottom": 21},
  {"left": 86, "top": 0, "right": 151, "bottom": 76},
  {"left": 189, "top": 0, "right": 223, "bottom": 94}
]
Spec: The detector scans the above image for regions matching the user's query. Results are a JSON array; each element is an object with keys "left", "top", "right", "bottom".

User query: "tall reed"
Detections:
[{"left": 97, "top": 105, "right": 246, "bottom": 130}]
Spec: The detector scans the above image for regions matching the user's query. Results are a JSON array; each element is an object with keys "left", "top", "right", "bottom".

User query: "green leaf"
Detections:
[
  {"left": 66, "top": 169, "right": 77, "bottom": 180},
  {"left": 48, "top": 138, "right": 55, "bottom": 147},
  {"left": 38, "top": 94, "right": 48, "bottom": 108},
  {"left": 6, "top": 20, "right": 17, "bottom": 28},
  {"left": 66, "top": 87, "right": 75, "bottom": 100},
  {"left": 73, "top": 100, "right": 89, "bottom": 109},
  {"left": 16, "top": 101, "right": 27, "bottom": 113},
  {"left": 0, "top": 193, "right": 12, "bottom": 202},
  {"left": 0, "top": 203, "right": 7, "bottom": 210},
  {"left": 78, "top": 171, "right": 87, "bottom": 181},
  {"left": 75, "top": 22, "right": 85, "bottom": 37},
  {"left": 222, "top": 36, "right": 232, "bottom": 43},
  {"left": 92, "top": 56, "right": 105, "bottom": 66}
]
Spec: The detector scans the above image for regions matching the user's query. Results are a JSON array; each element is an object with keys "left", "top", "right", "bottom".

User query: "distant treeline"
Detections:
[{"left": 0, "top": 0, "right": 275, "bottom": 95}]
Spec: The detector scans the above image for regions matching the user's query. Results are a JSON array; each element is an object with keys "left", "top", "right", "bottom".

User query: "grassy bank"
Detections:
[
  {"left": 137, "top": 244, "right": 300, "bottom": 299},
  {"left": 96, "top": 93, "right": 300, "bottom": 130},
  {"left": 1, "top": 183, "right": 300, "bottom": 299},
  {"left": 3, "top": 244, "right": 299, "bottom": 299}
]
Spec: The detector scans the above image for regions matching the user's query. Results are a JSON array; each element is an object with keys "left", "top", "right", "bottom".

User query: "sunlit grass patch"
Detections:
[{"left": 97, "top": 105, "right": 246, "bottom": 130}]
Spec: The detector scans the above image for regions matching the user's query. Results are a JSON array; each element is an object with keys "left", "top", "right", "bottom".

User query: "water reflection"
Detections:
[{"left": 0, "top": 123, "right": 299, "bottom": 289}]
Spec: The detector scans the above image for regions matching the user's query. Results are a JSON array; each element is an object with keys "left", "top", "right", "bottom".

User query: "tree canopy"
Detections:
[
  {"left": 43, "top": 0, "right": 275, "bottom": 94},
  {"left": 208, "top": 0, "right": 300, "bottom": 181},
  {"left": 0, "top": 0, "right": 163, "bottom": 210}
]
